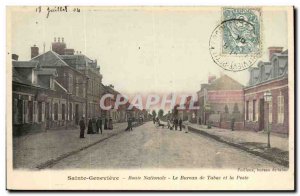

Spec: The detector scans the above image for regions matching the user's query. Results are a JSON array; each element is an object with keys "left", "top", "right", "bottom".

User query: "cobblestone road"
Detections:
[{"left": 52, "top": 122, "right": 282, "bottom": 169}]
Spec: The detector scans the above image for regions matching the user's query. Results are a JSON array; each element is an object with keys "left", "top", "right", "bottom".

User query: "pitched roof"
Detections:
[
  {"left": 13, "top": 61, "right": 39, "bottom": 68},
  {"left": 207, "top": 74, "right": 243, "bottom": 90},
  {"left": 12, "top": 68, "right": 32, "bottom": 85},
  {"left": 35, "top": 68, "right": 58, "bottom": 76},
  {"left": 31, "top": 50, "right": 69, "bottom": 67}
]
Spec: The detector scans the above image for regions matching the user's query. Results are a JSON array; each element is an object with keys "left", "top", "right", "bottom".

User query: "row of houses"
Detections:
[
  {"left": 12, "top": 38, "right": 146, "bottom": 136},
  {"left": 181, "top": 47, "right": 289, "bottom": 135}
]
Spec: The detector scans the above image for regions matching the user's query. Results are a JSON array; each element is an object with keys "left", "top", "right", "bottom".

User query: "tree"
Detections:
[
  {"left": 158, "top": 109, "right": 164, "bottom": 119},
  {"left": 152, "top": 110, "right": 157, "bottom": 118}
]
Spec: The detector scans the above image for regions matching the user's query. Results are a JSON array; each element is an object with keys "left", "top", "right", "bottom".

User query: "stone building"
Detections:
[
  {"left": 244, "top": 47, "right": 288, "bottom": 134},
  {"left": 197, "top": 74, "right": 244, "bottom": 129}
]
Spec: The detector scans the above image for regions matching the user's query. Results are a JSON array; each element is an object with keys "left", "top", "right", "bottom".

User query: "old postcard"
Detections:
[{"left": 6, "top": 6, "right": 294, "bottom": 190}]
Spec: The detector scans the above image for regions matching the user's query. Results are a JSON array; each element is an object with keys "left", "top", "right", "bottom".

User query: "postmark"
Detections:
[{"left": 209, "top": 8, "right": 261, "bottom": 72}]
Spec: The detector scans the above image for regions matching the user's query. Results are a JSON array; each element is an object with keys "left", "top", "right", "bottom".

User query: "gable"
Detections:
[{"left": 31, "top": 51, "right": 68, "bottom": 68}]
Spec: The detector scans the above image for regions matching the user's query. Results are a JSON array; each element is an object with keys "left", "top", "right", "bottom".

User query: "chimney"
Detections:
[
  {"left": 54, "top": 37, "right": 56, "bottom": 42},
  {"left": 208, "top": 75, "right": 216, "bottom": 83},
  {"left": 58, "top": 37, "right": 60, "bottom": 42},
  {"left": 31, "top": 44, "right": 39, "bottom": 59},
  {"left": 268, "top": 47, "right": 283, "bottom": 61},
  {"left": 62, "top": 37, "right": 64, "bottom": 42},
  {"left": 12, "top": 54, "right": 19, "bottom": 61},
  {"left": 64, "top": 48, "right": 75, "bottom": 55}
]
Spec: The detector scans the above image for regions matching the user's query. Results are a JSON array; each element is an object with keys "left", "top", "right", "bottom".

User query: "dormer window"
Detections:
[{"left": 273, "top": 58, "right": 279, "bottom": 77}]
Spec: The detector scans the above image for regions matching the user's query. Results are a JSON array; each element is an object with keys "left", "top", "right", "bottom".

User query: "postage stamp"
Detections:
[
  {"left": 222, "top": 8, "right": 261, "bottom": 55},
  {"left": 209, "top": 7, "right": 262, "bottom": 72}
]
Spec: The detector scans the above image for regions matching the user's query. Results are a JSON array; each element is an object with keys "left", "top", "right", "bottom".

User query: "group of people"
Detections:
[
  {"left": 167, "top": 118, "right": 183, "bottom": 131},
  {"left": 153, "top": 117, "right": 183, "bottom": 131},
  {"left": 79, "top": 117, "right": 113, "bottom": 138}
]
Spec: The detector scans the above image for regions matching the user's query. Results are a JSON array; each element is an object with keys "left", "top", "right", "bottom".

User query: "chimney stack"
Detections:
[
  {"left": 208, "top": 75, "right": 216, "bottom": 83},
  {"left": 31, "top": 44, "right": 39, "bottom": 59},
  {"left": 62, "top": 37, "right": 64, "bottom": 42},
  {"left": 54, "top": 37, "right": 56, "bottom": 42},
  {"left": 268, "top": 47, "right": 283, "bottom": 61},
  {"left": 12, "top": 54, "right": 19, "bottom": 61},
  {"left": 58, "top": 37, "right": 60, "bottom": 42}
]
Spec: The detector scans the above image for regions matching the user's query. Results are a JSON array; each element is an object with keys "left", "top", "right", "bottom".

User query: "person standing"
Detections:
[
  {"left": 87, "top": 119, "right": 93, "bottom": 134},
  {"left": 174, "top": 118, "right": 178, "bottom": 131},
  {"left": 97, "top": 117, "right": 102, "bottom": 134},
  {"left": 79, "top": 117, "right": 85, "bottom": 138},
  {"left": 92, "top": 118, "right": 97, "bottom": 133},
  {"left": 104, "top": 118, "right": 108, "bottom": 130},
  {"left": 179, "top": 118, "right": 183, "bottom": 131},
  {"left": 108, "top": 117, "right": 113, "bottom": 130}
]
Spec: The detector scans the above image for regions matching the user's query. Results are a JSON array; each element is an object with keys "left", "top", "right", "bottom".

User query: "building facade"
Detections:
[
  {"left": 197, "top": 75, "right": 244, "bottom": 129},
  {"left": 244, "top": 47, "right": 289, "bottom": 134}
]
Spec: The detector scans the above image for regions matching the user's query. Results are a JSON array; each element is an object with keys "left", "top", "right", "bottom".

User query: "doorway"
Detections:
[
  {"left": 259, "top": 98, "right": 264, "bottom": 131},
  {"left": 75, "top": 104, "right": 79, "bottom": 125}
]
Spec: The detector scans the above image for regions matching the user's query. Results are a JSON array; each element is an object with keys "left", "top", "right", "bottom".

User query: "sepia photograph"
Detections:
[{"left": 6, "top": 5, "right": 294, "bottom": 190}]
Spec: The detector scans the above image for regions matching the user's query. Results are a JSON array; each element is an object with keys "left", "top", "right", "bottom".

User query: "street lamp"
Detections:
[{"left": 264, "top": 90, "right": 272, "bottom": 148}]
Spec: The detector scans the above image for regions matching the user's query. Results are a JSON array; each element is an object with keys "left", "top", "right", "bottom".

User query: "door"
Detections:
[
  {"left": 259, "top": 98, "right": 264, "bottom": 131},
  {"left": 75, "top": 104, "right": 79, "bottom": 125}
]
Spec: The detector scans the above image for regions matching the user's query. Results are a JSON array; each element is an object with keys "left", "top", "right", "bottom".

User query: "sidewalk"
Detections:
[
  {"left": 13, "top": 122, "right": 129, "bottom": 169},
  {"left": 184, "top": 122, "right": 289, "bottom": 167}
]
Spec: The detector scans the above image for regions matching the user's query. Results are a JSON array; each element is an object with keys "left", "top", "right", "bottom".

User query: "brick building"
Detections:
[
  {"left": 244, "top": 47, "right": 288, "bottom": 134},
  {"left": 31, "top": 50, "right": 87, "bottom": 127},
  {"left": 12, "top": 59, "right": 75, "bottom": 135},
  {"left": 197, "top": 74, "right": 244, "bottom": 129}
]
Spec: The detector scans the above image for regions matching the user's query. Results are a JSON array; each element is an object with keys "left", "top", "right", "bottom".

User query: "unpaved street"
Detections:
[{"left": 52, "top": 122, "right": 281, "bottom": 169}]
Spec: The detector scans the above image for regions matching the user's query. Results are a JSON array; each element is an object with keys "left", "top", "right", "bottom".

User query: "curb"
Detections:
[
  {"left": 186, "top": 125, "right": 289, "bottom": 167},
  {"left": 36, "top": 122, "right": 145, "bottom": 169}
]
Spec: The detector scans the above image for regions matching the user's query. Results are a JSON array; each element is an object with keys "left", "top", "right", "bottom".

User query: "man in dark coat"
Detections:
[
  {"left": 79, "top": 117, "right": 85, "bottom": 138},
  {"left": 125, "top": 117, "right": 133, "bottom": 131},
  {"left": 96, "top": 117, "right": 102, "bottom": 134},
  {"left": 87, "top": 119, "right": 93, "bottom": 134},
  {"left": 179, "top": 118, "right": 183, "bottom": 131},
  {"left": 104, "top": 118, "right": 108, "bottom": 130},
  {"left": 174, "top": 118, "right": 178, "bottom": 131},
  {"left": 92, "top": 118, "right": 97, "bottom": 133},
  {"left": 108, "top": 118, "right": 113, "bottom": 130}
]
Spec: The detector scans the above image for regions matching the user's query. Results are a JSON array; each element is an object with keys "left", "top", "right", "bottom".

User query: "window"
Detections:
[
  {"left": 83, "top": 86, "right": 86, "bottom": 98},
  {"left": 38, "top": 102, "right": 42, "bottom": 122},
  {"left": 28, "top": 101, "right": 33, "bottom": 122},
  {"left": 54, "top": 103, "right": 58, "bottom": 120},
  {"left": 249, "top": 101, "right": 253, "bottom": 121},
  {"left": 269, "top": 101, "right": 273, "bottom": 123},
  {"left": 69, "top": 103, "right": 73, "bottom": 120},
  {"left": 75, "top": 77, "right": 80, "bottom": 96},
  {"left": 245, "top": 101, "right": 249, "bottom": 120},
  {"left": 277, "top": 92, "right": 284, "bottom": 124},
  {"left": 273, "top": 59, "right": 279, "bottom": 77},
  {"left": 68, "top": 74, "right": 73, "bottom": 94},
  {"left": 24, "top": 100, "right": 28, "bottom": 123},
  {"left": 253, "top": 100, "right": 256, "bottom": 121},
  {"left": 62, "top": 104, "right": 66, "bottom": 120}
]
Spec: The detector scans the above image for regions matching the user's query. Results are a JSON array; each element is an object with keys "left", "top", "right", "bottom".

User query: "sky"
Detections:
[{"left": 8, "top": 7, "right": 288, "bottom": 94}]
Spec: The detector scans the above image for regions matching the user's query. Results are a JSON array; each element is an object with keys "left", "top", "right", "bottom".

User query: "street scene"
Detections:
[
  {"left": 10, "top": 7, "right": 290, "bottom": 171},
  {"left": 51, "top": 122, "right": 283, "bottom": 169}
]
